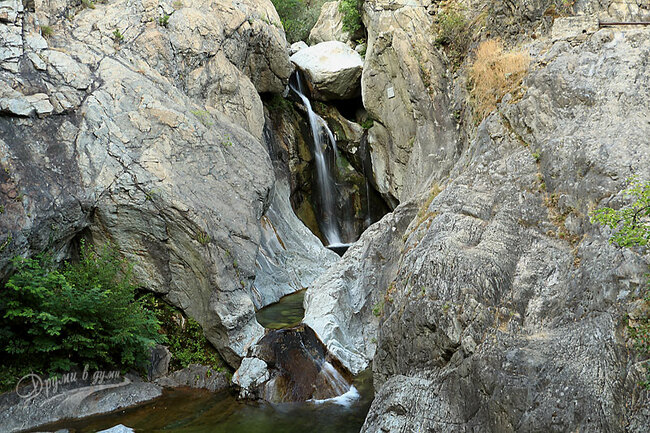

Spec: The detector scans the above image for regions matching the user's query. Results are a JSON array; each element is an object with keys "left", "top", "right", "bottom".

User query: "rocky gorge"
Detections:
[{"left": 1, "top": 0, "right": 649, "bottom": 432}]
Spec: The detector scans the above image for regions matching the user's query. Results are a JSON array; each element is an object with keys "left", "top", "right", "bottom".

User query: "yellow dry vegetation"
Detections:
[{"left": 469, "top": 39, "right": 530, "bottom": 120}]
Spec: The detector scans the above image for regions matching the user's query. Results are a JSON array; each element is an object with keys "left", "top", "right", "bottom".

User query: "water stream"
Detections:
[
  {"left": 255, "top": 290, "right": 305, "bottom": 330},
  {"left": 32, "top": 371, "right": 373, "bottom": 433}
]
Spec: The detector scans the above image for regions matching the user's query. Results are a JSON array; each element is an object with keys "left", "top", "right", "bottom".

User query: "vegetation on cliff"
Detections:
[
  {"left": 468, "top": 39, "right": 530, "bottom": 120},
  {"left": 143, "top": 295, "right": 227, "bottom": 373},
  {"left": 592, "top": 178, "right": 650, "bottom": 387}
]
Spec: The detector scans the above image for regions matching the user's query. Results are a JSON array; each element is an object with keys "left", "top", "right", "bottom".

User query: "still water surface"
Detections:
[{"left": 38, "top": 369, "right": 373, "bottom": 433}]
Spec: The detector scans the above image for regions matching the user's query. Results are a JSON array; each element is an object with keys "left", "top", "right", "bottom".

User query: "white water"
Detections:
[
  {"left": 310, "top": 385, "right": 360, "bottom": 407},
  {"left": 291, "top": 75, "right": 342, "bottom": 246},
  {"left": 309, "top": 361, "right": 360, "bottom": 407}
]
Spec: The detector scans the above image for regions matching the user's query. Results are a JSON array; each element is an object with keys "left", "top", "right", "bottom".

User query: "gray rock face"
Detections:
[
  {"left": 361, "top": 0, "right": 460, "bottom": 203},
  {"left": 155, "top": 364, "right": 229, "bottom": 393},
  {"left": 356, "top": 28, "right": 650, "bottom": 432},
  {"left": 290, "top": 41, "right": 364, "bottom": 101},
  {"left": 252, "top": 177, "right": 339, "bottom": 309},
  {"left": 147, "top": 345, "right": 172, "bottom": 381},
  {"left": 303, "top": 202, "right": 417, "bottom": 374},
  {"left": 308, "top": 1, "right": 353, "bottom": 46},
  {"left": 0, "top": 0, "right": 294, "bottom": 369}
]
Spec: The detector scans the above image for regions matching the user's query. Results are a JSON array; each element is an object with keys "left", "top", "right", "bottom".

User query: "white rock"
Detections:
[
  {"left": 97, "top": 425, "right": 135, "bottom": 433},
  {"left": 290, "top": 41, "right": 363, "bottom": 101},
  {"left": 289, "top": 41, "right": 308, "bottom": 56},
  {"left": 26, "top": 93, "right": 54, "bottom": 116},
  {"left": 232, "top": 357, "right": 270, "bottom": 398}
]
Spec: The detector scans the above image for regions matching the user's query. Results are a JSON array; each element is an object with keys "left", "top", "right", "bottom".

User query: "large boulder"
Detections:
[{"left": 290, "top": 41, "right": 363, "bottom": 101}]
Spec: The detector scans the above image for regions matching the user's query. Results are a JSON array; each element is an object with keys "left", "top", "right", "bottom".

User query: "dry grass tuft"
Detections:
[{"left": 469, "top": 39, "right": 530, "bottom": 121}]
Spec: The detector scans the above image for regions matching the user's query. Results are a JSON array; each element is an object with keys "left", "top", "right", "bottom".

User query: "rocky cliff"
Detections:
[
  {"left": 0, "top": 0, "right": 336, "bottom": 369},
  {"left": 303, "top": 0, "right": 650, "bottom": 431},
  {"left": 2, "top": 0, "right": 650, "bottom": 431}
]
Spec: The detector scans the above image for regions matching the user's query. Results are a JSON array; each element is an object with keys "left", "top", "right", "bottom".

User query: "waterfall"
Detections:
[
  {"left": 310, "top": 361, "right": 359, "bottom": 407},
  {"left": 290, "top": 74, "right": 343, "bottom": 246}
]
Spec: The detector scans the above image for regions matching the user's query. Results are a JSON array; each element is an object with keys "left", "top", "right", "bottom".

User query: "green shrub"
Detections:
[
  {"left": 434, "top": 7, "right": 469, "bottom": 67},
  {"left": 339, "top": 0, "right": 362, "bottom": 33},
  {"left": 591, "top": 177, "right": 650, "bottom": 387},
  {"left": 0, "top": 243, "right": 162, "bottom": 381},
  {"left": 591, "top": 178, "right": 650, "bottom": 249},
  {"left": 112, "top": 29, "right": 124, "bottom": 43},
  {"left": 372, "top": 299, "right": 384, "bottom": 317},
  {"left": 359, "top": 118, "right": 374, "bottom": 129},
  {"left": 159, "top": 14, "right": 170, "bottom": 27},
  {"left": 40, "top": 25, "right": 54, "bottom": 38}
]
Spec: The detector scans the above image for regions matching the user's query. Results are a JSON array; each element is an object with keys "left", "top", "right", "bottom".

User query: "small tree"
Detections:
[{"left": 339, "top": 0, "right": 362, "bottom": 33}]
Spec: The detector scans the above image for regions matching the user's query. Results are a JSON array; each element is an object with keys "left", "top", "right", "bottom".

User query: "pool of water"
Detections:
[
  {"left": 34, "top": 369, "right": 373, "bottom": 433},
  {"left": 255, "top": 290, "right": 306, "bottom": 329}
]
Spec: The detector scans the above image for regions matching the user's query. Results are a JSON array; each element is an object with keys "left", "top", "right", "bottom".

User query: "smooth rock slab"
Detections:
[
  {"left": 0, "top": 378, "right": 162, "bottom": 433},
  {"left": 290, "top": 41, "right": 363, "bottom": 101}
]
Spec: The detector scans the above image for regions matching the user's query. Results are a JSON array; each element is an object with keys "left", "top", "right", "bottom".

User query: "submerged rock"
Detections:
[
  {"left": 290, "top": 41, "right": 363, "bottom": 101},
  {"left": 155, "top": 364, "right": 229, "bottom": 393},
  {"left": 97, "top": 425, "right": 135, "bottom": 433}
]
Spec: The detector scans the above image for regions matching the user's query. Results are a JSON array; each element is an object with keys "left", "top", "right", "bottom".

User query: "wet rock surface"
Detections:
[
  {"left": 234, "top": 325, "right": 352, "bottom": 403},
  {"left": 0, "top": 376, "right": 162, "bottom": 433}
]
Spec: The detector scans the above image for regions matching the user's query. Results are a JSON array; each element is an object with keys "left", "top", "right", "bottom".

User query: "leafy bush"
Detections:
[
  {"left": 339, "top": 0, "right": 362, "bottom": 33},
  {"left": 143, "top": 295, "right": 226, "bottom": 372},
  {"left": 591, "top": 178, "right": 650, "bottom": 387},
  {"left": 0, "top": 243, "right": 162, "bottom": 382},
  {"left": 468, "top": 39, "right": 530, "bottom": 120},
  {"left": 271, "top": 0, "right": 326, "bottom": 43},
  {"left": 591, "top": 178, "right": 649, "bottom": 249}
]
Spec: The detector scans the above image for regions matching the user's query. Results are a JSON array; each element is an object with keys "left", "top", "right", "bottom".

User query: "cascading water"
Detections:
[{"left": 290, "top": 74, "right": 343, "bottom": 246}]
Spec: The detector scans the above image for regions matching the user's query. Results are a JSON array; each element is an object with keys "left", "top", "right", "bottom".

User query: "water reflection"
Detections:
[{"left": 255, "top": 290, "right": 306, "bottom": 330}]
